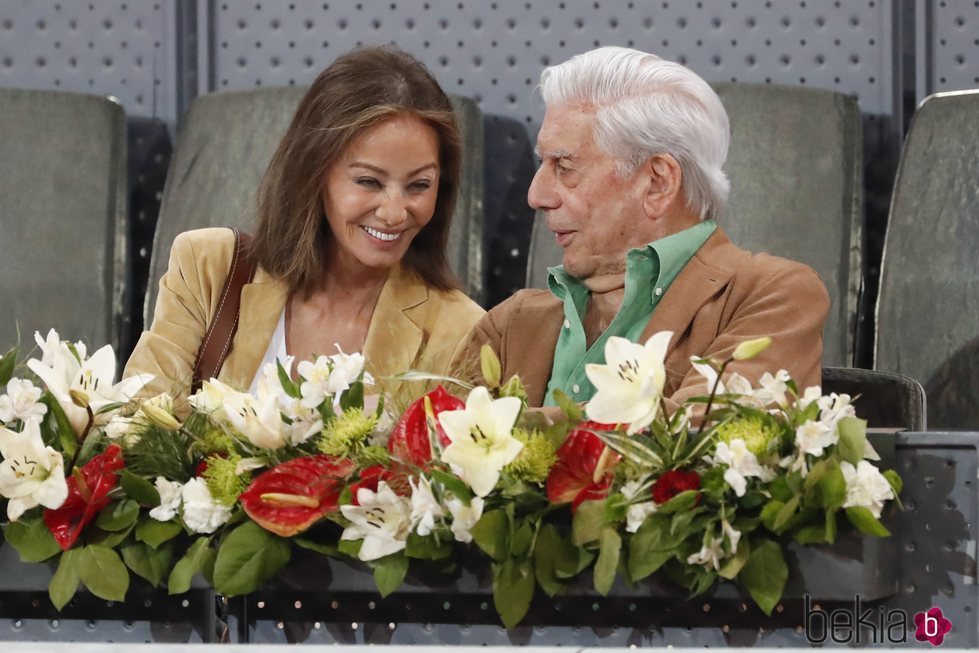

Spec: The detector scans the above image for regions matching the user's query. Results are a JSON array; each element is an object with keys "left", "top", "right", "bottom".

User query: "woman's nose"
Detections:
[{"left": 375, "top": 191, "right": 408, "bottom": 226}]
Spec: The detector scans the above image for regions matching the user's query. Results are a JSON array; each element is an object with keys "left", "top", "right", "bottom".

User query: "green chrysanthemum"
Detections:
[
  {"left": 195, "top": 420, "right": 237, "bottom": 456},
  {"left": 503, "top": 428, "right": 558, "bottom": 485},
  {"left": 358, "top": 444, "right": 392, "bottom": 467},
  {"left": 714, "top": 415, "right": 783, "bottom": 458},
  {"left": 203, "top": 454, "right": 248, "bottom": 507},
  {"left": 318, "top": 408, "right": 377, "bottom": 456}
]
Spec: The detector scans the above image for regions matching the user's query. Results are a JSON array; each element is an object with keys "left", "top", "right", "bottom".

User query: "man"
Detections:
[{"left": 455, "top": 46, "right": 828, "bottom": 411}]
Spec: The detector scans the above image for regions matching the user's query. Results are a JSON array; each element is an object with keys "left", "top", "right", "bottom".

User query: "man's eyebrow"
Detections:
[{"left": 534, "top": 148, "right": 575, "bottom": 160}]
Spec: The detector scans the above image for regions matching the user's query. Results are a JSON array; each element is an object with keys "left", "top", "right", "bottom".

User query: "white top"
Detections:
[{"left": 247, "top": 308, "right": 288, "bottom": 395}]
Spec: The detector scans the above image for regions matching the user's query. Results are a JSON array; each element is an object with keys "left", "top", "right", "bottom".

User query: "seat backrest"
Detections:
[
  {"left": 525, "top": 83, "right": 863, "bottom": 369},
  {"left": 822, "top": 367, "right": 926, "bottom": 432},
  {"left": 0, "top": 89, "right": 127, "bottom": 353},
  {"left": 144, "top": 88, "right": 484, "bottom": 325},
  {"left": 875, "top": 90, "right": 979, "bottom": 429}
]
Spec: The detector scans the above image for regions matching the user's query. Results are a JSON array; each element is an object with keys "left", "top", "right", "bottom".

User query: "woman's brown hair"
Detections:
[{"left": 251, "top": 46, "right": 462, "bottom": 292}]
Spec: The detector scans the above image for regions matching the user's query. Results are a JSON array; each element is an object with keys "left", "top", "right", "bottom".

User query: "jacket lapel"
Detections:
[
  {"left": 642, "top": 229, "right": 735, "bottom": 354},
  {"left": 363, "top": 265, "right": 427, "bottom": 386},
  {"left": 221, "top": 267, "right": 289, "bottom": 389},
  {"left": 508, "top": 295, "right": 565, "bottom": 407}
]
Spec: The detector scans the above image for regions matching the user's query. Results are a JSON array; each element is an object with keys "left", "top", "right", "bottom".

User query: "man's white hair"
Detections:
[{"left": 539, "top": 46, "right": 730, "bottom": 220}]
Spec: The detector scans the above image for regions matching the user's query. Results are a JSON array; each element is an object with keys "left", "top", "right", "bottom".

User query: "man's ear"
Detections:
[{"left": 641, "top": 153, "right": 684, "bottom": 219}]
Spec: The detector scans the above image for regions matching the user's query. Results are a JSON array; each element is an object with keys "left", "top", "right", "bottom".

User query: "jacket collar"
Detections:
[
  {"left": 641, "top": 227, "right": 736, "bottom": 352},
  {"left": 222, "top": 263, "right": 431, "bottom": 390}
]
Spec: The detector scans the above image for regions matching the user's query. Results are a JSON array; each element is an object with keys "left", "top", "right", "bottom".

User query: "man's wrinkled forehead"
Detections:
[{"left": 535, "top": 102, "right": 596, "bottom": 159}]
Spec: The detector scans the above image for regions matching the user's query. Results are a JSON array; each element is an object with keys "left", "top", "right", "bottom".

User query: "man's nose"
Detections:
[{"left": 527, "top": 166, "right": 558, "bottom": 211}]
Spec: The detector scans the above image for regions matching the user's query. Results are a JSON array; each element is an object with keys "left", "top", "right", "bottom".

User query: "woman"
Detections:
[{"left": 125, "top": 46, "right": 485, "bottom": 407}]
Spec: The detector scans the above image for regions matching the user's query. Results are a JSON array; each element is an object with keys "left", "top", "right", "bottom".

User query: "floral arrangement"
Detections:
[{"left": 0, "top": 329, "right": 901, "bottom": 627}]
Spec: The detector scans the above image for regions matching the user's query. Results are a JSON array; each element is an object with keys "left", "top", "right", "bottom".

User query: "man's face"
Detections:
[{"left": 529, "top": 102, "right": 648, "bottom": 283}]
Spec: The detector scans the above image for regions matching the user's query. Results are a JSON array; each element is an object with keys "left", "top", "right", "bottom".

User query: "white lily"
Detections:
[
  {"left": 297, "top": 355, "right": 335, "bottom": 409},
  {"left": 0, "top": 419, "right": 68, "bottom": 520},
  {"left": 445, "top": 493, "right": 484, "bottom": 543},
  {"left": 439, "top": 386, "right": 524, "bottom": 497},
  {"left": 841, "top": 460, "right": 895, "bottom": 518},
  {"left": 687, "top": 534, "right": 725, "bottom": 570},
  {"left": 27, "top": 343, "right": 152, "bottom": 435},
  {"left": 817, "top": 393, "right": 856, "bottom": 431},
  {"left": 408, "top": 475, "right": 444, "bottom": 536},
  {"left": 328, "top": 346, "right": 372, "bottom": 394},
  {"left": 257, "top": 359, "right": 322, "bottom": 446},
  {"left": 340, "top": 481, "right": 412, "bottom": 561},
  {"left": 188, "top": 378, "right": 238, "bottom": 419},
  {"left": 34, "top": 328, "right": 63, "bottom": 367},
  {"left": 712, "top": 438, "right": 775, "bottom": 496},
  {"left": 721, "top": 518, "right": 742, "bottom": 555},
  {"left": 221, "top": 389, "right": 288, "bottom": 449},
  {"left": 585, "top": 331, "right": 673, "bottom": 434},
  {"left": 754, "top": 370, "right": 792, "bottom": 407},
  {"left": 0, "top": 378, "right": 48, "bottom": 423},
  {"left": 689, "top": 357, "right": 757, "bottom": 400}
]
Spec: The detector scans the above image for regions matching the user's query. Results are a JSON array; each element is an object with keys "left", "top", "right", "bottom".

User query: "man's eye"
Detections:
[{"left": 356, "top": 177, "right": 382, "bottom": 188}]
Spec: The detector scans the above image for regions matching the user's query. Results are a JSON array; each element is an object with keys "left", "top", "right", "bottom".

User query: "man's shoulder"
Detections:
[
  {"left": 704, "top": 230, "right": 825, "bottom": 290},
  {"left": 487, "top": 288, "right": 561, "bottom": 317}
]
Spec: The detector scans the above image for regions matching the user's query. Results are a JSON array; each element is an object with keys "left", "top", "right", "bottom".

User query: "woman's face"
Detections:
[{"left": 322, "top": 114, "right": 441, "bottom": 274}]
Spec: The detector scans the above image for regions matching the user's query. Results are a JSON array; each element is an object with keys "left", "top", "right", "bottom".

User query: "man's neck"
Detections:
[{"left": 583, "top": 286, "right": 625, "bottom": 347}]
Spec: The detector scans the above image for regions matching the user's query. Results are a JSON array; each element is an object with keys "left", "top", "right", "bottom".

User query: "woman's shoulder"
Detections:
[
  {"left": 167, "top": 227, "right": 238, "bottom": 273},
  {"left": 429, "top": 287, "right": 485, "bottom": 322}
]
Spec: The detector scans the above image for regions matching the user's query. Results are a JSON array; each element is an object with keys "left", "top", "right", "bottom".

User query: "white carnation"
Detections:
[
  {"left": 181, "top": 477, "right": 232, "bottom": 533},
  {"left": 841, "top": 460, "right": 895, "bottom": 518},
  {"left": 149, "top": 477, "right": 184, "bottom": 521}
]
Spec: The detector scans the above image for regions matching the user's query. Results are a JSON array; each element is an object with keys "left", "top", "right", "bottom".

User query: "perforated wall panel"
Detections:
[
  {"left": 919, "top": 0, "right": 979, "bottom": 98},
  {"left": 0, "top": 0, "right": 178, "bottom": 121}
]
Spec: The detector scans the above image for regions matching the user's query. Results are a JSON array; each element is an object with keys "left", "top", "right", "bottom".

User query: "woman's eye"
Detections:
[
  {"left": 356, "top": 177, "right": 382, "bottom": 189},
  {"left": 409, "top": 180, "right": 433, "bottom": 192}
]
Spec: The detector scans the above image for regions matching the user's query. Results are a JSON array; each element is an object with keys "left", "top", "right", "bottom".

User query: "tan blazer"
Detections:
[
  {"left": 452, "top": 228, "right": 829, "bottom": 410},
  {"left": 126, "top": 228, "right": 485, "bottom": 407}
]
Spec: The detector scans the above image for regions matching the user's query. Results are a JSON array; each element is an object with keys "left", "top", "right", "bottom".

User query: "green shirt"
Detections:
[{"left": 543, "top": 220, "right": 717, "bottom": 406}]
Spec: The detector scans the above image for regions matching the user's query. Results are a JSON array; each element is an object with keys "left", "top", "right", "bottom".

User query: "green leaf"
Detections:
[
  {"left": 49, "top": 549, "right": 81, "bottom": 610},
  {"left": 825, "top": 508, "right": 838, "bottom": 543},
  {"left": 372, "top": 553, "right": 409, "bottom": 597},
  {"left": 405, "top": 532, "right": 453, "bottom": 560},
  {"left": 533, "top": 524, "right": 565, "bottom": 597},
  {"left": 760, "top": 500, "right": 784, "bottom": 532},
  {"left": 803, "top": 459, "right": 828, "bottom": 491},
  {"left": 738, "top": 539, "right": 787, "bottom": 615},
  {"left": 656, "top": 490, "right": 700, "bottom": 514},
  {"left": 471, "top": 510, "right": 509, "bottom": 561},
  {"left": 511, "top": 519, "right": 535, "bottom": 558},
  {"left": 337, "top": 538, "right": 363, "bottom": 557},
  {"left": 845, "top": 507, "right": 891, "bottom": 537},
  {"left": 493, "top": 557, "right": 535, "bottom": 629},
  {"left": 42, "top": 394, "right": 77, "bottom": 458},
  {"left": 551, "top": 388, "right": 584, "bottom": 422},
  {"left": 593, "top": 528, "right": 621, "bottom": 596},
  {"left": 718, "top": 539, "right": 750, "bottom": 579},
  {"left": 773, "top": 495, "right": 800, "bottom": 531},
  {"left": 76, "top": 545, "right": 130, "bottom": 602},
  {"left": 627, "top": 515, "right": 679, "bottom": 581},
  {"left": 818, "top": 462, "right": 846, "bottom": 509},
  {"left": 793, "top": 523, "right": 828, "bottom": 544},
  {"left": 212, "top": 522, "right": 292, "bottom": 596},
  {"left": 121, "top": 541, "right": 174, "bottom": 587},
  {"left": 87, "top": 522, "right": 136, "bottom": 549},
  {"left": 0, "top": 346, "right": 17, "bottom": 386},
  {"left": 294, "top": 538, "right": 338, "bottom": 557},
  {"left": 768, "top": 475, "right": 793, "bottom": 502},
  {"left": 572, "top": 500, "right": 606, "bottom": 546},
  {"left": 554, "top": 544, "right": 595, "bottom": 579},
  {"left": 119, "top": 471, "right": 161, "bottom": 507},
  {"left": 136, "top": 518, "right": 184, "bottom": 549},
  {"left": 429, "top": 469, "right": 473, "bottom": 505},
  {"left": 339, "top": 380, "right": 365, "bottom": 412},
  {"left": 883, "top": 469, "right": 903, "bottom": 496},
  {"left": 276, "top": 360, "right": 302, "bottom": 399},
  {"left": 168, "top": 537, "right": 212, "bottom": 595},
  {"left": 837, "top": 417, "right": 868, "bottom": 465},
  {"left": 95, "top": 500, "right": 140, "bottom": 531},
  {"left": 4, "top": 518, "right": 61, "bottom": 562}
]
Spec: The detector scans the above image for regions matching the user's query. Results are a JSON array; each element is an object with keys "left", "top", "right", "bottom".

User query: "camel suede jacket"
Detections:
[
  {"left": 452, "top": 228, "right": 829, "bottom": 410},
  {"left": 125, "top": 228, "right": 485, "bottom": 407}
]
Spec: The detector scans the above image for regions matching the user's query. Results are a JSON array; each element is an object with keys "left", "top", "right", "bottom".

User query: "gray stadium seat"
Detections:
[
  {"left": 0, "top": 89, "right": 128, "bottom": 354},
  {"left": 875, "top": 90, "right": 979, "bottom": 429},
  {"left": 525, "top": 83, "right": 863, "bottom": 368},
  {"left": 144, "top": 87, "right": 484, "bottom": 325},
  {"left": 822, "top": 367, "right": 926, "bottom": 432}
]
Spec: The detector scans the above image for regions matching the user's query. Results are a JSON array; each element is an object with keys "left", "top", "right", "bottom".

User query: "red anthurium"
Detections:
[
  {"left": 240, "top": 454, "right": 356, "bottom": 537},
  {"left": 546, "top": 421, "right": 621, "bottom": 512},
  {"left": 651, "top": 469, "right": 701, "bottom": 505},
  {"left": 347, "top": 463, "right": 412, "bottom": 505},
  {"left": 44, "top": 444, "right": 125, "bottom": 550},
  {"left": 387, "top": 385, "right": 464, "bottom": 466}
]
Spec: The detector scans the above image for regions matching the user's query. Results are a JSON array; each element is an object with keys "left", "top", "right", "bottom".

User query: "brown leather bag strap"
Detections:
[{"left": 191, "top": 228, "right": 257, "bottom": 393}]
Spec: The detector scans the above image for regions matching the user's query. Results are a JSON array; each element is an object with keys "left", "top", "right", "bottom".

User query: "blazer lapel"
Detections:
[
  {"left": 221, "top": 267, "right": 289, "bottom": 388},
  {"left": 642, "top": 229, "right": 735, "bottom": 354},
  {"left": 507, "top": 295, "right": 565, "bottom": 406},
  {"left": 363, "top": 265, "right": 427, "bottom": 387}
]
